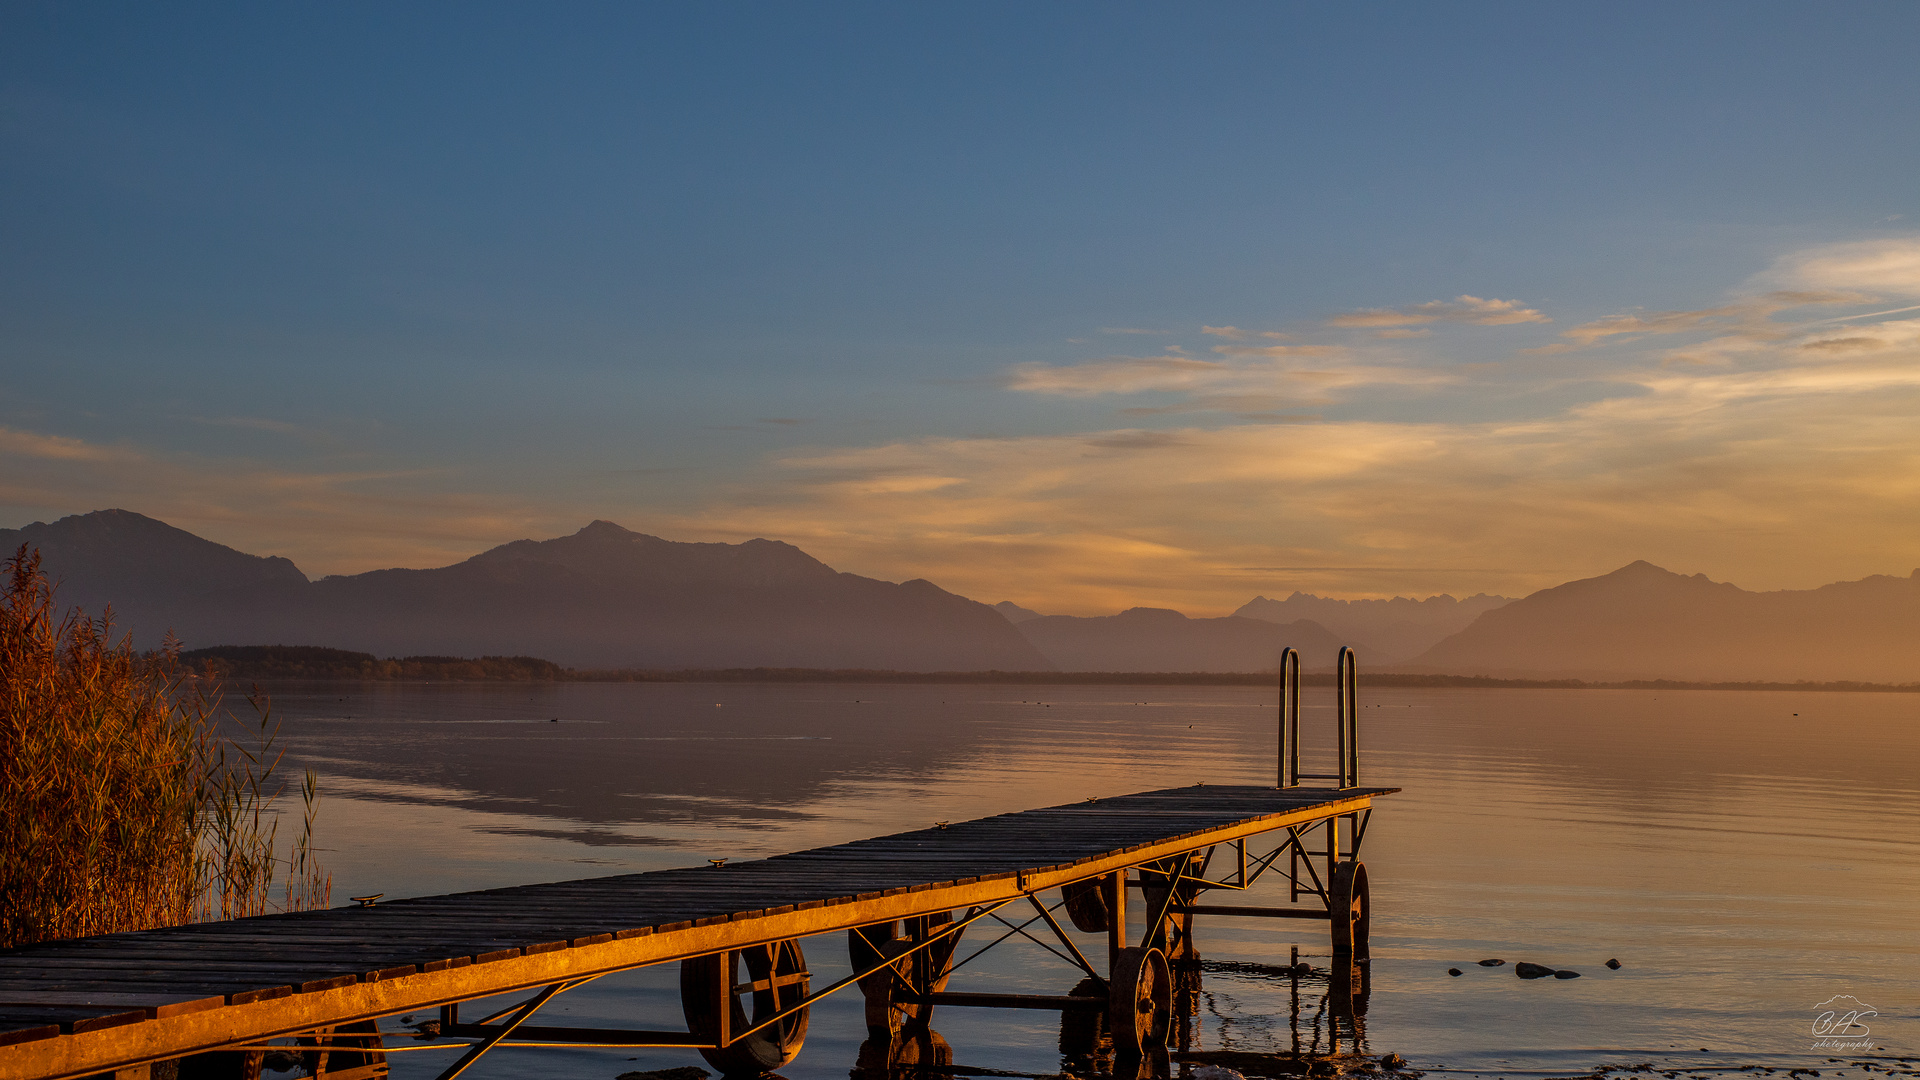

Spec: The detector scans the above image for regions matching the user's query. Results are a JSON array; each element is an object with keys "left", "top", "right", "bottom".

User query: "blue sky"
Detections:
[{"left": 5, "top": 2, "right": 1919, "bottom": 612}]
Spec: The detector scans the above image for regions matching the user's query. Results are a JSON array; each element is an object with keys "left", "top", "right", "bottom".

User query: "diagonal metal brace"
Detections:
[{"left": 433, "top": 974, "right": 597, "bottom": 1080}]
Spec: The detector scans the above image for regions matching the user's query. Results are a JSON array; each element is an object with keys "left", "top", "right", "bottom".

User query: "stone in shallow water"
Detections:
[
  {"left": 1514, "top": 961, "right": 1556, "bottom": 978},
  {"left": 1607, "top": 958, "right": 1622, "bottom": 969},
  {"left": 1448, "top": 967, "right": 1462, "bottom": 976},
  {"left": 1554, "top": 968, "right": 1582, "bottom": 979},
  {"left": 1478, "top": 958, "right": 1505, "bottom": 966}
]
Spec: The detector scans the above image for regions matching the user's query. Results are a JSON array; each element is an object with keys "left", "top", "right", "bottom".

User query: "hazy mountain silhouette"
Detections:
[
  {"left": 0, "top": 509, "right": 311, "bottom": 647},
  {"left": 1235, "top": 590, "right": 1512, "bottom": 662},
  {"left": 16, "top": 513, "right": 1919, "bottom": 680},
  {"left": 2, "top": 511, "right": 1052, "bottom": 671},
  {"left": 993, "top": 600, "right": 1043, "bottom": 623},
  {"left": 1012, "top": 607, "right": 1363, "bottom": 673},
  {"left": 1407, "top": 560, "right": 1920, "bottom": 682}
]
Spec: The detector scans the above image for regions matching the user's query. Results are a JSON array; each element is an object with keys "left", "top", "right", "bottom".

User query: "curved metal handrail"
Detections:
[
  {"left": 1336, "top": 646, "right": 1358, "bottom": 789},
  {"left": 1277, "top": 646, "right": 1359, "bottom": 789},
  {"left": 1276, "top": 647, "right": 1300, "bottom": 787}
]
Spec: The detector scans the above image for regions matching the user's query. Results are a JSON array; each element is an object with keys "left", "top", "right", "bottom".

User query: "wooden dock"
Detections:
[
  {"left": 0, "top": 783, "right": 1394, "bottom": 1080},
  {"left": 4, "top": 648, "right": 1387, "bottom": 1080}
]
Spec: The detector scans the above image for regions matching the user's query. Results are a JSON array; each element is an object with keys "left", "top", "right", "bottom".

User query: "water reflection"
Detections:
[
  {"left": 260, "top": 682, "right": 1920, "bottom": 1076},
  {"left": 1190, "top": 957, "right": 1369, "bottom": 1061},
  {"left": 843, "top": 956, "right": 1374, "bottom": 1080}
]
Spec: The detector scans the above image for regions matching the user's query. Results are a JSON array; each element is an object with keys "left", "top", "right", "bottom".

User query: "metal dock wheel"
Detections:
[
  {"left": 1107, "top": 946, "right": 1171, "bottom": 1055},
  {"left": 1329, "top": 861, "right": 1370, "bottom": 959},
  {"left": 679, "top": 939, "right": 811, "bottom": 1074},
  {"left": 848, "top": 914, "right": 962, "bottom": 1038}
]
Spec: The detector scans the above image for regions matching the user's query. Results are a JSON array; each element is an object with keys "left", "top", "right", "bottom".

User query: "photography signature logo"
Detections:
[{"left": 1810, "top": 995, "right": 1877, "bottom": 1051}]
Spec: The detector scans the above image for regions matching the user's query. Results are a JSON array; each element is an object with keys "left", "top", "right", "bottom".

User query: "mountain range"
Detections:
[
  {"left": 1232, "top": 591, "right": 1512, "bottom": 662},
  {"left": 1, "top": 511, "right": 1048, "bottom": 671},
  {"left": 6, "top": 510, "right": 1919, "bottom": 681},
  {"left": 1011, "top": 607, "right": 1353, "bottom": 674},
  {"left": 1402, "top": 559, "right": 1920, "bottom": 683}
]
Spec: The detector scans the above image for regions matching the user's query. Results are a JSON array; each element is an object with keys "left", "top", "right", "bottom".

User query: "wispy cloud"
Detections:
[
  {"left": 1005, "top": 355, "right": 1235, "bottom": 396},
  {"left": 1084, "top": 431, "right": 1193, "bottom": 451},
  {"left": 18, "top": 237, "right": 1920, "bottom": 617},
  {"left": 1325, "top": 295, "right": 1549, "bottom": 328},
  {"left": 1005, "top": 347, "right": 1452, "bottom": 414},
  {"left": 1546, "top": 291, "right": 1864, "bottom": 352},
  {"left": 1200, "top": 326, "right": 1291, "bottom": 341},
  {"left": 0, "top": 427, "right": 122, "bottom": 462},
  {"left": 1769, "top": 236, "right": 1920, "bottom": 297},
  {"left": 1557, "top": 304, "right": 1754, "bottom": 346},
  {"left": 1206, "top": 344, "right": 1341, "bottom": 358},
  {"left": 188, "top": 415, "right": 305, "bottom": 435},
  {"left": 0, "top": 428, "right": 569, "bottom": 580},
  {"left": 678, "top": 239, "right": 1920, "bottom": 612}
]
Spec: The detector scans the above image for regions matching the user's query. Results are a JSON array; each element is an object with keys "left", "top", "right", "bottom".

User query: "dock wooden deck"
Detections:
[{"left": 0, "top": 783, "right": 1395, "bottom": 1080}]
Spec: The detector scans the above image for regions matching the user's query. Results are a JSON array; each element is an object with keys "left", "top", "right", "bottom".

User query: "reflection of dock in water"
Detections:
[
  {"left": 852, "top": 954, "right": 1372, "bottom": 1080},
  {"left": 1193, "top": 955, "right": 1372, "bottom": 1058},
  {"left": 0, "top": 649, "right": 1392, "bottom": 1080}
]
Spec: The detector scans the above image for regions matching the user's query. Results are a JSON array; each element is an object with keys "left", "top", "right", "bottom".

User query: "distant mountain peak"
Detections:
[
  {"left": 1409, "top": 560, "right": 1920, "bottom": 681},
  {"left": 1013, "top": 608, "right": 1360, "bottom": 673},
  {"left": 33, "top": 508, "right": 188, "bottom": 537},
  {"left": 1231, "top": 588, "right": 1513, "bottom": 662},
  {"left": 1558, "top": 561, "right": 1741, "bottom": 597},
  {"left": 1118, "top": 606, "right": 1188, "bottom": 621},
  {"left": 993, "top": 600, "right": 1043, "bottom": 623},
  {"left": 0, "top": 510, "right": 310, "bottom": 609}
]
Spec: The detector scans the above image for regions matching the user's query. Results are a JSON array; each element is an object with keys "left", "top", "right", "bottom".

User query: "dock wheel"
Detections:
[
  {"left": 1329, "top": 861, "right": 1370, "bottom": 959},
  {"left": 1061, "top": 877, "right": 1113, "bottom": 933},
  {"left": 1107, "top": 947, "right": 1171, "bottom": 1055},
  {"left": 680, "top": 939, "right": 811, "bottom": 1075},
  {"left": 849, "top": 913, "right": 962, "bottom": 1038}
]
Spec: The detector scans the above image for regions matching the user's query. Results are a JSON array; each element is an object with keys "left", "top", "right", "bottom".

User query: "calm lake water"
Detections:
[{"left": 261, "top": 682, "right": 1919, "bottom": 1079}]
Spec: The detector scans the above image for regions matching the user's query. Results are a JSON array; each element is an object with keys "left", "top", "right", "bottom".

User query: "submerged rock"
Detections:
[
  {"left": 1554, "top": 969, "right": 1581, "bottom": 979},
  {"left": 1381, "top": 1054, "right": 1409, "bottom": 1070},
  {"left": 1514, "top": 961, "right": 1556, "bottom": 979},
  {"left": 1606, "top": 958, "right": 1622, "bottom": 969},
  {"left": 1448, "top": 968, "right": 1462, "bottom": 976},
  {"left": 1478, "top": 958, "right": 1505, "bottom": 966}
]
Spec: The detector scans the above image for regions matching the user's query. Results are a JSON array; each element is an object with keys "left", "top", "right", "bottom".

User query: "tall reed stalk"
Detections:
[{"left": 0, "top": 546, "right": 330, "bottom": 949}]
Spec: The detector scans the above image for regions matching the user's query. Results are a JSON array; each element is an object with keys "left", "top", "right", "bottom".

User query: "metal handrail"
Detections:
[
  {"left": 1277, "top": 647, "right": 1300, "bottom": 787},
  {"left": 1277, "top": 646, "right": 1359, "bottom": 789},
  {"left": 1336, "top": 646, "right": 1358, "bottom": 788}
]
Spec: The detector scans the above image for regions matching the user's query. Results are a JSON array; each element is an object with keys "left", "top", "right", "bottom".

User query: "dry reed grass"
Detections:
[{"left": 0, "top": 545, "right": 330, "bottom": 949}]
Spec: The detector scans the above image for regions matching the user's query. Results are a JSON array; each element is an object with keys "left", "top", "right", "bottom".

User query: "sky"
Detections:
[{"left": 4, "top": 2, "right": 1920, "bottom": 615}]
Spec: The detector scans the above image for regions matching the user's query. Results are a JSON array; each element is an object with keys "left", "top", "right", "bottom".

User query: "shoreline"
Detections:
[{"left": 185, "top": 664, "right": 1920, "bottom": 693}]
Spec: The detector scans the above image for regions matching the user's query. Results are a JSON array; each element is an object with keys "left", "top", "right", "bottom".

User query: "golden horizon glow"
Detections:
[{"left": 6, "top": 238, "right": 1920, "bottom": 616}]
